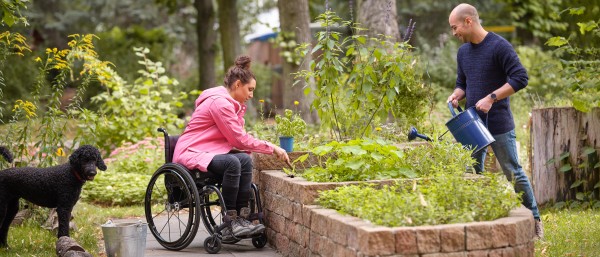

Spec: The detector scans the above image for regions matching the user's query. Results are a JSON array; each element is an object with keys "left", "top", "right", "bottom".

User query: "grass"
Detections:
[
  {"left": 535, "top": 207, "right": 600, "bottom": 257},
  {"left": 0, "top": 202, "right": 144, "bottom": 257}
]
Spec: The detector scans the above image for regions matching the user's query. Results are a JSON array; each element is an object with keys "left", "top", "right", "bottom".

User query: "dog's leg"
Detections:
[
  {"left": 0, "top": 199, "right": 19, "bottom": 247},
  {"left": 56, "top": 207, "right": 72, "bottom": 238}
]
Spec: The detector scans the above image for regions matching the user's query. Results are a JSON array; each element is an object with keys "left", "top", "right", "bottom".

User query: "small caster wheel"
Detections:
[
  {"left": 204, "top": 235, "right": 222, "bottom": 254},
  {"left": 252, "top": 233, "right": 268, "bottom": 248}
]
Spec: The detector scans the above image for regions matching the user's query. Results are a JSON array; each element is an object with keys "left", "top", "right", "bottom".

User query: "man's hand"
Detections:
[
  {"left": 475, "top": 96, "right": 494, "bottom": 113},
  {"left": 447, "top": 94, "right": 460, "bottom": 108}
]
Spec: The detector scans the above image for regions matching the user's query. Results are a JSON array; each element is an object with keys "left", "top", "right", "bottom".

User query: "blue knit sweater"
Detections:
[{"left": 455, "top": 32, "right": 528, "bottom": 135}]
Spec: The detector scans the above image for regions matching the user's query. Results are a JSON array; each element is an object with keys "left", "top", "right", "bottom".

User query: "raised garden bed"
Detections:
[{"left": 252, "top": 168, "right": 536, "bottom": 257}]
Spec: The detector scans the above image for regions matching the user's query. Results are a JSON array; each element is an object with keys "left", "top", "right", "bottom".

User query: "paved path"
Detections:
[{"left": 112, "top": 218, "right": 281, "bottom": 257}]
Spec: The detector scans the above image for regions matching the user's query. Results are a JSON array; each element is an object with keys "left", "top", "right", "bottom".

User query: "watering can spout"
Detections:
[{"left": 408, "top": 127, "right": 432, "bottom": 142}]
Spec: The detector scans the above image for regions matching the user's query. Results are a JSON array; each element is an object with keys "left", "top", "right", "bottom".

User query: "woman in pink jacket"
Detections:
[{"left": 173, "top": 55, "right": 289, "bottom": 239}]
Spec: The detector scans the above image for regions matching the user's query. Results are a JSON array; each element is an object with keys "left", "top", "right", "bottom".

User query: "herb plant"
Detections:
[
  {"left": 317, "top": 172, "right": 521, "bottom": 227},
  {"left": 301, "top": 139, "right": 475, "bottom": 182},
  {"left": 275, "top": 109, "right": 306, "bottom": 138}
]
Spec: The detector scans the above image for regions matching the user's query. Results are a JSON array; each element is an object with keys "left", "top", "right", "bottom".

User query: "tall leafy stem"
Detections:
[{"left": 297, "top": 11, "right": 427, "bottom": 140}]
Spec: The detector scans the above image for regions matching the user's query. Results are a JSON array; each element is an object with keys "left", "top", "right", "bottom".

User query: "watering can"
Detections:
[{"left": 408, "top": 103, "right": 495, "bottom": 155}]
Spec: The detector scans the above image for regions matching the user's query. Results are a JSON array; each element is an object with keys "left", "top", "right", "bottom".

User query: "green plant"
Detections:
[
  {"left": 82, "top": 138, "right": 162, "bottom": 205},
  {"left": 275, "top": 108, "right": 306, "bottom": 138},
  {"left": 547, "top": 145, "right": 600, "bottom": 208},
  {"left": 545, "top": 6, "right": 599, "bottom": 112},
  {"left": 296, "top": 11, "right": 428, "bottom": 140},
  {"left": 0, "top": 0, "right": 28, "bottom": 27},
  {"left": 317, "top": 172, "right": 521, "bottom": 227},
  {"left": 75, "top": 47, "right": 195, "bottom": 154},
  {"left": 301, "top": 138, "right": 475, "bottom": 182},
  {"left": 1, "top": 34, "right": 109, "bottom": 167}
]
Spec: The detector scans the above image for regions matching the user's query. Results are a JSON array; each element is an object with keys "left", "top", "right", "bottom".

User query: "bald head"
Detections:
[{"left": 449, "top": 3, "right": 480, "bottom": 25}]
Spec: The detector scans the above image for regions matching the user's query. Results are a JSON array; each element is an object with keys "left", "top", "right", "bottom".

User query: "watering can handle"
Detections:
[{"left": 447, "top": 102, "right": 463, "bottom": 117}]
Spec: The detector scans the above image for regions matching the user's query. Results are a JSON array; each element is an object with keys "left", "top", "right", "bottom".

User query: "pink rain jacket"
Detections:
[{"left": 173, "top": 86, "right": 275, "bottom": 171}]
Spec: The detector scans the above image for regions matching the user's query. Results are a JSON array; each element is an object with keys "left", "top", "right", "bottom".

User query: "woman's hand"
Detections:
[{"left": 273, "top": 146, "right": 290, "bottom": 163}]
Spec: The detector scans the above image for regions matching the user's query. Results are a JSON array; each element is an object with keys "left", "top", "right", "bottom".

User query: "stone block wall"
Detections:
[{"left": 254, "top": 169, "right": 536, "bottom": 257}]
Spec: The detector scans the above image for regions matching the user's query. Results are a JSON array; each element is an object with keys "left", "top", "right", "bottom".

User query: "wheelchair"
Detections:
[{"left": 144, "top": 128, "right": 268, "bottom": 254}]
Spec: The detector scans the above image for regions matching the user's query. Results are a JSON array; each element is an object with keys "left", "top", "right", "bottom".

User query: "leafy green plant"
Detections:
[
  {"left": 296, "top": 11, "right": 428, "bottom": 140},
  {"left": 545, "top": 6, "right": 599, "bottom": 112},
  {"left": 1, "top": 34, "right": 110, "bottom": 167},
  {"left": 317, "top": 172, "right": 521, "bottom": 227},
  {"left": 547, "top": 145, "right": 600, "bottom": 208},
  {"left": 75, "top": 47, "right": 195, "bottom": 154},
  {"left": 300, "top": 138, "right": 474, "bottom": 182},
  {"left": 82, "top": 138, "right": 162, "bottom": 205},
  {"left": 275, "top": 108, "right": 306, "bottom": 138}
]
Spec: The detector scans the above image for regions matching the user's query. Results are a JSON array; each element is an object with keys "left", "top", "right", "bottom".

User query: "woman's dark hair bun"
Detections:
[{"left": 235, "top": 55, "right": 252, "bottom": 70}]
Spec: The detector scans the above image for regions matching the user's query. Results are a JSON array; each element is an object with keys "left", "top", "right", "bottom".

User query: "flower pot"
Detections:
[{"left": 279, "top": 136, "right": 294, "bottom": 152}]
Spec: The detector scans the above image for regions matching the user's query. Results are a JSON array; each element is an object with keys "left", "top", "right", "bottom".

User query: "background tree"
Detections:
[
  {"left": 356, "top": 0, "right": 399, "bottom": 41},
  {"left": 277, "top": 0, "right": 315, "bottom": 122},
  {"left": 194, "top": 0, "right": 218, "bottom": 90},
  {"left": 217, "top": 0, "right": 242, "bottom": 69}
]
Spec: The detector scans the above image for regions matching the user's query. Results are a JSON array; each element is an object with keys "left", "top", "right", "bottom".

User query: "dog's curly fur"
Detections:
[
  {"left": 0, "top": 146, "right": 12, "bottom": 163},
  {"left": 0, "top": 145, "right": 106, "bottom": 247}
]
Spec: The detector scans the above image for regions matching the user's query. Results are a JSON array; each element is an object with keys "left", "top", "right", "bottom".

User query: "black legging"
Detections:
[{"left": 206, "top": 152, "right": 253, "bottom": 213}]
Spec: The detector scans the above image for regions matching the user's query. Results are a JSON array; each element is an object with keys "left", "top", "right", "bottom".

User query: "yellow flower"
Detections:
[
  {"left": 294, "top": 101, "right": 299, "bottom": 106},
  {"left": 375, "top": 127, "right": 382, "bottom": 131},
  {"left": 259, "top": 99, "right": 265, "bottom": 103},
  {"left": 35, "top": 57, "right": 42, "bottom": 62},
  {"left": 56, "top": 148, "right": 66, "bottom": 157}
]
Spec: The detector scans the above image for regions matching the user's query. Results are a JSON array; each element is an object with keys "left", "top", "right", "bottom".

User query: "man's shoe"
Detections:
[
  {"left": 239, "top": 207, "right": 265, "bottom": 236},
  {"left": 535, "top": 219, "right": 544, "bottom": 240}
]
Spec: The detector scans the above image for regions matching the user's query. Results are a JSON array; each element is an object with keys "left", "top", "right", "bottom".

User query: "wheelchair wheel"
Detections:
[
  {"left": 203, "top": 235, "right": 222, "bottom": 254},
  {"left": 252, "top": 233, "right": 268, "bottom": 248},
  {"left": 145, "top": 163, "right": 201, "bottom": 250},
  {"left": 198, "top": 184, "right": 243, "bottom": 243}
]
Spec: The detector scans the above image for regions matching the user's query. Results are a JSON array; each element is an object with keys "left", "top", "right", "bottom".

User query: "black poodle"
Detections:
[{"left": 0, "top": 145, "right": 106, "bottom": 247}]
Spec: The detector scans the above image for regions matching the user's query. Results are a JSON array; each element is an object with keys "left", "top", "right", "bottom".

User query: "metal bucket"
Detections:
[
  {"left": 445, "top": 102, "right": 495, "bottom": 154},
  {"left": 101, "top": 220, "right": 147, "bottom": 257}
]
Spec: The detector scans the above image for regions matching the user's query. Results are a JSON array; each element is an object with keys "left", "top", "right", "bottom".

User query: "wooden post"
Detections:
[{"left": 531, "top": 107, "right": 600, "bottom": 205}]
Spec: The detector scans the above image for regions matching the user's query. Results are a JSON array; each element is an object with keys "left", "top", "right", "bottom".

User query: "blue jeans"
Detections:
[{"left": 472, "top": 129, "right": 540, "bottom": 220}]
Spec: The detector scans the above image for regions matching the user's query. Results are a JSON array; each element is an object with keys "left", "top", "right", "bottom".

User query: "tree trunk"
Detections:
[
  {"left": 356, "top": 0, "right": 399, "bottom": 41},
  {"left": 531, "top": 107, "right": 600, "bottom": 205},
  {"left": 218, "top": 0, "right": 242, "bottom": 70},
  {"left": 194, "top": 0, "right": 217, "bottom": 90},
  {"left": 277, "top": 0, "right": 316, "bottom": 123}
]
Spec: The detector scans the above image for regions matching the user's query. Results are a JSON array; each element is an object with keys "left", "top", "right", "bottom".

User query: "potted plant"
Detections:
[{"left": 275, "top": 109, "right": 306, "bottom": 152}]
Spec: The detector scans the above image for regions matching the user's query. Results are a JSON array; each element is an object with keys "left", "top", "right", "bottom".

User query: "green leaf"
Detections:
[
  {"left": 582, "top": 147, "right": 597, "bottom": 156},
  {"left": 345, "top": 160, "right": 364, "bottom": 170},
  {"left": 594, "top": 181, "right": 600, "bottom": 189},
  {"left": 340, "top": 145, "right": 367, "bottom": 155},
  {"left": 577, "top": 21, "right": 598, "bottom": 35},
  {"left": 570, "top": 180, "right": 583, "bottom": 189},
  {"left": 559, "top": 164, "right": 572, "bottom": 172},
  {"left": 356, "top": 36, "right": 367, "bottom": 44},
  {"left": 545, "top": 36, "right": 568, "bottom": 47},
  {"left": 559, "top": 152, "right": 570, "bottom": 161},
  {"left": 568, "top": 7, "right": 585, "bottom": 15},
  {"left": 346, "top": 47, "right": 355, "bottom": 56},
  {"left": 576, "top": 192, "right": 585, "bottom": 201},
  {"left": 545, "top": 157, "right": 556, "bottom": 166},
  {"left": 311, "top": 44, "right": 323, "bottom": 54},
  {"left": 595, "top": 163, "right": 600, "bottom": 169}
]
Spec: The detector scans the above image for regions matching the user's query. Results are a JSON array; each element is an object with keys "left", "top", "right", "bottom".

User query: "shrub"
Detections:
[
  {"left": 317, "top": 172, "right": 521, "bottom": 227},
  {"left": 82, "top": 138, "right": 163, "bottom": 206}
]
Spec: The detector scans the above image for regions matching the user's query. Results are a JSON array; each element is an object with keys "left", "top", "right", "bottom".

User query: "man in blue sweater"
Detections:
[{"left": 447, "top": 3, "right": 543, "bottom": 239}]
